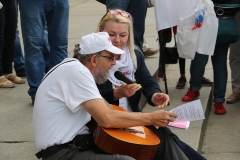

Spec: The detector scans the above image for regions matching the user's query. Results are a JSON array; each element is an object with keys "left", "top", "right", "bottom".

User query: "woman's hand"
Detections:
[
  {"left": 151, "top": 93, "right": 170, "bottom": 108},
  {"left": 114, "top": 83, "right": 142, "bottom": 100}
]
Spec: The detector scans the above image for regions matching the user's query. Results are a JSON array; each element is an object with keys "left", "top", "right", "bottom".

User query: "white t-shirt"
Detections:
[{"left": 33, "top": 58, "right": 103, "bottom": 151}]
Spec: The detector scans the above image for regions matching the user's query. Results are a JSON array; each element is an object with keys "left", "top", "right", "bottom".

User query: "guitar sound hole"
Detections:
[{"left": 118, "top": 128, "right": 144, "bottom": 134}]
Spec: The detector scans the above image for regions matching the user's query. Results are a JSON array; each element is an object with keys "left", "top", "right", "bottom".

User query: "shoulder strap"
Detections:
[{"left": 41, "top": 60, "right": 76, "bottom": 83}]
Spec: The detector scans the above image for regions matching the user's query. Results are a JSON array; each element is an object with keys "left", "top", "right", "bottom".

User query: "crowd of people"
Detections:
[
  {"left": 33, "top": 11, "right": 205, "bottom": 159},
  {"left": 1, "top": 0, "right": 240, "bottom": 159},
  {"left": 181, "top": 0, "right": 240, "bottom": 115}
]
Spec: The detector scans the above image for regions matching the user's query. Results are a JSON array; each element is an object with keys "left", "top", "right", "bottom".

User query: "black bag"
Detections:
[
  {"left": 163, "top": 34, "right": 179, "bottom": 64},
  {"left": 96, "top": 0, "right": 106, "bottom": 5},
  {"left": 163, "top": 46, "right": 179, "bottom": 64}
]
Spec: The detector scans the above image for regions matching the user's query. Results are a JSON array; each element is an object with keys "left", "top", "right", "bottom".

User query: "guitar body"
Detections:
[{"left": 93, "top": 104, "right": 160, "bottom": 160}]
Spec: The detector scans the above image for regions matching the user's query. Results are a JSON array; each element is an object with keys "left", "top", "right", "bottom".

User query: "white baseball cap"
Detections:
[{"left": 79, "top": 32, "right": 124, "bottom": 55}]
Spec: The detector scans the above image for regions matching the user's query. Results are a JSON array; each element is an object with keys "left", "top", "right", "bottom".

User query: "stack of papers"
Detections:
[{"left": 167, "top": 100, "right": 205, "bottom": 130}]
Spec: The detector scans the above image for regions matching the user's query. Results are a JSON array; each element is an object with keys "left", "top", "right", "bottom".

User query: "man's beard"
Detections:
[{"left": 93, "top": 67, "right": 110, "bottom": 84}]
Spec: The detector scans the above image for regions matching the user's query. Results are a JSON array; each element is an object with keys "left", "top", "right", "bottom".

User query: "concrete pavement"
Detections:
[{"left": 0, "top": 0, "right": 239, "bottom": 159}]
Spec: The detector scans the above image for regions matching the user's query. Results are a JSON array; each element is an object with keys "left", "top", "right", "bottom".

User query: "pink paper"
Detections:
[{"left": 168, "top": 121, "right": 190, "bottom": 130}]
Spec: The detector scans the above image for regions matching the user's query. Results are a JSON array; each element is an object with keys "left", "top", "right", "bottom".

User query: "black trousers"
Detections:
[
  {"left": 179, "top": 57, "right": 186, "bottom": 75},
  {"left": 0, "top": 0, "right": 17, "bottom": 76},
  {"left": 147, "top": 126, "right": 207, "bottom": 160}
]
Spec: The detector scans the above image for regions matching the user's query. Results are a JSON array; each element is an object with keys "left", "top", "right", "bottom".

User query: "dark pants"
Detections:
[
  {"left": 179, "top": 57, "right": 186, "bottom": 75},
  {"left": 43, "top": 144, "right": 134, "bottom": 160},
  {"left": 147, "top": 126, "right": 206, "bottom": 160},
  {"left": 0, "top": 0, "right": 17, "bottom": 76}
]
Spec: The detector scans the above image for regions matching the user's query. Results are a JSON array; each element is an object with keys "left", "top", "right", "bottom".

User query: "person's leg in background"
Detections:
[
  {"left": 0, "top": 0, "right": 17, "bottom": 88},
  {"left": 142, "top": 36, "right": 159, "bottom": 57},
  {"left": 176, "top": 57, "right": 213, "bottom": 89},
  {"left": 127, "top": 0, "right": 147, "bottom": 51},
  {"left": 19, "top": 0, "right": 50, "bottom": 103},
  {"left": 14, "top": 0, "right": 50, "bottom": 77},
  {"left": 13, "top": 0, "right": 25, "bottom": 77},
  {"left": 228, "top": 40, "right": 240, "bottom": 103},
  {"left": 14, "top": 24, "right": 50, "bottom": 77},
  {"left": 19, "top": 0, "right": 68, "bottom": 104},
  {"left": 173, "top": 24, "right": 212, "bottom": 89},
  {"left": 211, "top": 43, "right": 229, "bottom": 115},
  {"left": 174, "top": 26, "right": 187, "bottom": 89},
  {"left": 42, "top": 25, "right": 50, "bottom": 73},
  {"left": 0, "top": 0, "right": 24, "bottom": 88},
  {"left": 46, "top": 0, "right": 68, "bottom": 70},
  {"left": 14, "top": 26, "right": 25, "bottom": 77},
  {"left": 227, "top": 12, "right": 240, "bottom": 104},
  {"left": 182, "top": 53, "right": 209, "bottom": 101},
  {"left": 2, "top": 0, "right": 17, "bottom": 76},
  {"left": 176, "top": 57, "right": 186, "bottom": 89},
  {"left": 14, "top": 24, "right": 50, "bottom": 78}
]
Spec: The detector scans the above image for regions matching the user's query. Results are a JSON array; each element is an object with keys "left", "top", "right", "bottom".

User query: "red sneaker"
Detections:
[
  {"left": 214, "top": 102, "right": 226, "bottom": 115},
  {"left": 182, "top": 89, "right": 200, "bottom": 101}
]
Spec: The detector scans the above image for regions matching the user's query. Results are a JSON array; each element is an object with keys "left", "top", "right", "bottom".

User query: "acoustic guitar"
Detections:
[{"left": 92, "top": 104, "right": 160, "bottom": 160}]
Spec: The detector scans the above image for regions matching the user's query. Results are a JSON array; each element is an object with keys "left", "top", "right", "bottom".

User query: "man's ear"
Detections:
[{"left": 90, "top": 54, "right": 97, "bottom": 67}]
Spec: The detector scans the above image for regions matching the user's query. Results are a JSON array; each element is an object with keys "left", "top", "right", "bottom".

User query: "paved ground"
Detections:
[{"left": 0, "top": 0, "right": 240, "bottom": 159}]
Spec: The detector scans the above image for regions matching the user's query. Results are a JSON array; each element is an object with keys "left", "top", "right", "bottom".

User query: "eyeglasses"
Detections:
[
  {"left": 108, "top": 10, "right": 130, "bottom": 18},
  {"left": 99, "top": 55, "right": 115, "bottom": 61}
]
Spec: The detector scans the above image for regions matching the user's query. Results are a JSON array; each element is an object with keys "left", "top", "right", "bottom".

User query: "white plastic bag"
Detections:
[
  {"left": 177, "top": 7, "right": 202, "bottom": 59},
  {"left": 154, "top": 0, "right": 200, "bottom": 30},
  {"left": 197, "top": 0, "right": 218, "bottom": 56},
  {"left": 177, "top": 0, "right": 218, "bottom": 59}
]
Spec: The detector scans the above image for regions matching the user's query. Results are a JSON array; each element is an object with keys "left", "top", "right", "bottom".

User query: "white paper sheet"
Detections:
[
  {"left": 155, "top": 100, "right": 205, "bottom": 130},
  {"left": 170, "top": 99, "right": 205, "bottom": 122}
]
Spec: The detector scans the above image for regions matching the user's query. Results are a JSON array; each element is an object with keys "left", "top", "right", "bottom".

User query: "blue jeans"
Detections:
[
  {"left": 14, "top": 26, "right": 50, "bottom": 71},
  {"left": 14, "top": 27, "right": 25, "bottom": 71},
  {"left": 106, "top": 0, "right": 148, "bottom": 50},
  {"left": 14, "top": 0, "right": 50, "bottom": 72},
  {"left": 18, "top": 0, "right": 69, "bottom": 100},
  {"left": 13, "top": 0, "right": 24, "bottom": 71},
  {"left": 42, "top": 26, "right": 51, "bottom": 73},
  {"left": 190, "top": 43, "right": 230, "bottom": 103}
]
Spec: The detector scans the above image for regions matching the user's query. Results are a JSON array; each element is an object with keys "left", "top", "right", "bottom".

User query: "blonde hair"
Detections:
[{"left": 96, "top": 10, "right": 137, "bottom": 68}]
